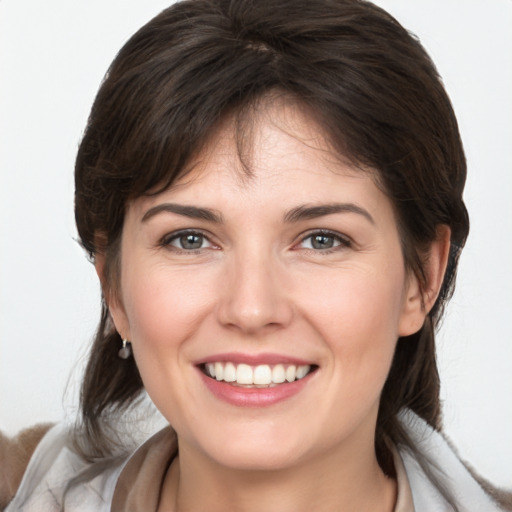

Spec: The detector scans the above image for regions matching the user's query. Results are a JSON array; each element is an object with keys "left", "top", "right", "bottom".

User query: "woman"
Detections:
[{"left": 3, "top": 0, "right": 511, "bottom": 510}]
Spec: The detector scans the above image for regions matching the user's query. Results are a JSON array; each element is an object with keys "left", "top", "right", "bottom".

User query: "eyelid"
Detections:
[
  {"left": 159, "top": 229, "right": 217, "bottom": 251},
  {"left": 157, "top": 228, "right": 352, "bottom": 253},
  {"left": 294, "top": 229, "right": 352, "bottom": 251}
]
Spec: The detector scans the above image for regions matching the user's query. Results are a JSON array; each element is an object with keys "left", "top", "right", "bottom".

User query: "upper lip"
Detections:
[{"left": 194, "top": 352, "right": 315, "bottom": 366}]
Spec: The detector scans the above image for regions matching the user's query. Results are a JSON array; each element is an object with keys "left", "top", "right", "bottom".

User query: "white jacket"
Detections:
[{"left": 5, "top": 409, "right": 510, "bottom": 511}]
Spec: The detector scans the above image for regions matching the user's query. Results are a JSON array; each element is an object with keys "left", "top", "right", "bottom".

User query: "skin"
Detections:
[{"left": 102, "top": 97, "right": 450, "bottom": 511}]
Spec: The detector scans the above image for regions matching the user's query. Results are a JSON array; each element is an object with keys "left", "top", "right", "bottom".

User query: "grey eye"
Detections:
[
  {"left": 178, "top": 233, "right": 205, "bottom": 250},
  {"left": 297, "top": 231, "right": 350, "bottom": 252},
  {"left": 310, "top": 234, "right": 336, "bottom": 250},
  {"left": 163, "top": 231, "right": 212, "bottom": 251},
  {"left": 162, "top": 230, "right": 215, "bottom": 252}
]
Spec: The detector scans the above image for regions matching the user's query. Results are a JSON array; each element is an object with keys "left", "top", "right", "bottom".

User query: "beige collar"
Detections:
[
  {"left": 111, "top": 428, "right": 414, "bottom": 512},
  {"left": 111, "top": 427, "right": 177, "bottom": 511}
]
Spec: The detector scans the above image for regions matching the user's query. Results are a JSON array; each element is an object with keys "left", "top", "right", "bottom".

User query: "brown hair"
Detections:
[{"left": 75, "top": 0, "right": 468, "bottom": 486}]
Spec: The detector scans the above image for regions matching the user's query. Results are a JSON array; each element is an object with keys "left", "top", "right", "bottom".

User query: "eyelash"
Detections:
[
  {"left": 296, "top": 230, "right": 352, "bottom": 254},
  {"left": 159, "top": 229, "right": 352, "bottom": 255},
  {"left": 159, "top": 229, "right": 214, "bottom": 253}
]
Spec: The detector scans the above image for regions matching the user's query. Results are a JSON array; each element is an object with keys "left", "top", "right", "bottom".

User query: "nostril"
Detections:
[{"left": 216, "top": 268, "right": 294, "bottom": 333}]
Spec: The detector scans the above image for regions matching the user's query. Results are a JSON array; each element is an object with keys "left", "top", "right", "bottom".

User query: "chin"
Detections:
[
  {"left": 210, "top": 446, "right": 303, "bottom": 472},
  {"left": 195, "top": 425, "right": 308, "bottom": 472}
]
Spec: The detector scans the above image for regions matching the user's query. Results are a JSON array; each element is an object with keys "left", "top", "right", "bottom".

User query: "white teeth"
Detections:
[
  {"left": 236, "top": 364, "right": 253, "bottom": 384},
  {"left": 254, "top": 365, "right": 272, "bottom": 385},
  {"left": 204, "top": 362, "right": 312, "bottom": 386},
  {"left": 285, "top": 365, "right": 296, "bottom": 383},
  {"left": 206, "top": 363, "right": 215, "bottom": 377},
  {"left": 223, "top": 362, "right": 236, "bottom": 382},
  {"left": 296, "top": 365, "right": 309, "bottom": 379},
  {"left": 272, "top": 364, "right": 286, "bottom": 384},
  {"left": 214, "top": 362, "right": 224, "bottom": 381}
]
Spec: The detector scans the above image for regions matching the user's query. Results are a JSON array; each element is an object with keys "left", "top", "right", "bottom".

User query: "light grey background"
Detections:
[{"left": 1, "top": 0, "right": 511, "bottom": 487}]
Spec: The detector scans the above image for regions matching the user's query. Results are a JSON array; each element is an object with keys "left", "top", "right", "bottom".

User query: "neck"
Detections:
[{"left": 158, "top": 437, "right": 396, "bottom": 512}]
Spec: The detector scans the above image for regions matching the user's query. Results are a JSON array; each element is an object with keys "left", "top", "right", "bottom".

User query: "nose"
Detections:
[{"left": 216, "top": 249, "right": 294, "bottom": 335}]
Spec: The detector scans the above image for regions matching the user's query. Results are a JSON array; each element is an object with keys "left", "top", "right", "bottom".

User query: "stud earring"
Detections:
[{"left": 118, "top": 339, "right": 132, "bottom": 359}]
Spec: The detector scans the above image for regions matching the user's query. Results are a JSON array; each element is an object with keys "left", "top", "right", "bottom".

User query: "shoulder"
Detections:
[
  {"left": 397, "top": 409, "right": 512, "bottom": 512},
  {"left": 2, "top": 423, "right": 128, "bottom": 512},
  {"left": 0, "top": 423, "right": 53, "bottom": 509}
]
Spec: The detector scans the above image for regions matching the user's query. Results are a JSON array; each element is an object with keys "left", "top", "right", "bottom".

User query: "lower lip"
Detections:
[{"left": 198, "top": 370, "right": 314, "bottom": 407}]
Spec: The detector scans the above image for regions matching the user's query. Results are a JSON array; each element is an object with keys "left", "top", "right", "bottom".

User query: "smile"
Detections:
[{"left": 203, "top": 362, "right": 314, "bottom": 387}]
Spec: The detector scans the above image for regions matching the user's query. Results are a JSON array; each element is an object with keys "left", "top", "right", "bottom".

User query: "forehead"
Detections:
[
  {"left": 178, "top": 98, "right": 364, "bottom": 185},
  {"left": 226, "top": 95, "right": 357, "bottom": 175},
  {"left": 130, "top": 97, "right": 386, "bottom": 218}
]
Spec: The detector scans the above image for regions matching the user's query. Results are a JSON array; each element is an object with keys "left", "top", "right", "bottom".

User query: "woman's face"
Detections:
[{"left": 109, "top": 99, "right": 426, "bottom": 472}]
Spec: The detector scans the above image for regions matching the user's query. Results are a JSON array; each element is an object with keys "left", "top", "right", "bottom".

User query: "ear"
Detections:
[
  {"left": 94, "top": 251, "right": 131, "bottom": 341},
  {"left": 398, "top": 225, "right": 451, "bottom": 337}
]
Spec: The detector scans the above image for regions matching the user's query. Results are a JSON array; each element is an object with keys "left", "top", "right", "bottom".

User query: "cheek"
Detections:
[
  {"left": 278, "top": 266, "right": 406, "bottom": 447},
  {"left": 121, "top": 264, "right": 214, "bottom": 351},
  {"left": 303, "top": 266, "right": 404, "bottom": 334},
  {"left": 298, "top": 266, "right": 405, "bottom": 378},
  {"left": 119, "top": 264, "right": 216, "bottom": 423}
]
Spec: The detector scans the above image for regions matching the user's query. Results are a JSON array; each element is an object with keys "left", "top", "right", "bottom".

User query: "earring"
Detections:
[{"left": 118, "top": 339, "right": 132, "bottom": 359}]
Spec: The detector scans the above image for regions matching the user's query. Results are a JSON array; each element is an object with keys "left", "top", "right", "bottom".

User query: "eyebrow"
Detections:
[
  {"left": 142, "top": 203, "right": 223, "bottom": 223},
  {"left": 142, "top": 202, "right": 374, "bottom": 225},
  {"left": 284, "top": 203, "right": 375, "bottom": 225}
]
